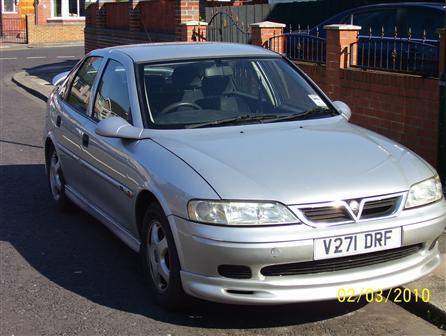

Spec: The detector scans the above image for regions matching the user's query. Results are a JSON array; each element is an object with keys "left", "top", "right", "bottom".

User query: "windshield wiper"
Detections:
[
  {"left": 267, "top": 106, "right": 337, "bottom": 122},
  {"left": 186, "top": 107, "right": 336, "bottom": 129},
  {"left": 186, "top": 114, "right": 279, "bottom": 129}
]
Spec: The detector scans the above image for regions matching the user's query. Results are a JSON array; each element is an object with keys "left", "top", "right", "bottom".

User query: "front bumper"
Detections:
[{"left": 168, "top": 200, "right": 446, "bottom": 304}]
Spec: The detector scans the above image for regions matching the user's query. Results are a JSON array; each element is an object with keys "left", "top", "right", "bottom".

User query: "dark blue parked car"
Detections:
[
  {"left": 285, "top": 2, "right": 445, "bottom": 76},
  {"left": 309, "top": 2, "right": 445, "bottom": 39}
]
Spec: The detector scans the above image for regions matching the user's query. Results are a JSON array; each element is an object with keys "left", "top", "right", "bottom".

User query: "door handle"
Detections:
[
  {"left": 82, "top": 133, "right": 89, "bottom": 148},
  {"left": 56, "top": 115, "right": 61, "bottom": 127}
]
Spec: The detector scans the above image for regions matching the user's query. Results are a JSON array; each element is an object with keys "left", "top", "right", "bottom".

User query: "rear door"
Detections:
[{"left": 52, "top": 56, "right": 103, "bottom": 196}]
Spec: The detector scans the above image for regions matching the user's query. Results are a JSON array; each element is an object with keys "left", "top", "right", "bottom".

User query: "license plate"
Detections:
[{"left": 314, "top": 227, "right": 402, "bottom": 260}]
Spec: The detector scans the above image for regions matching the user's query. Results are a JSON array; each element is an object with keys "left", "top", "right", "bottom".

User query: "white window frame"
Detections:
[
  {"left": 2, "top": 0, "right": 18, "bottom": 14},
  {"left": 50, "top": 0, "right": 86, "bottom": 19}
]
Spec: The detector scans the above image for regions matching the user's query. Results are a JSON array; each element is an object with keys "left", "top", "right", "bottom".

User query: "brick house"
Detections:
[{"left": 1, "top": 0, "right": 86, "bottom": 43}]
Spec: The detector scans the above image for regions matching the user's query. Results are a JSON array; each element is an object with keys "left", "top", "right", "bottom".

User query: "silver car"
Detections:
[{"left": 45, "top": 42, "right": 446, "bottom": 308}]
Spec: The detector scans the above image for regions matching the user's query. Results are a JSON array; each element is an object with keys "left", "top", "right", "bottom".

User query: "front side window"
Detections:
[
  {"left": 93, "top": 60, "right": 130, "bottom": 121},
  {"left": 66, "top": 56, "right": 103, "bottom": 114},
  {"left": 2, "top": 0, "right": 17, "bottom": 13},
  {"left": 353, "top": 9, "right": 398, "bottom": 36},
  {"left": 140, "top": 57, "right": 335, "bottom": 129}
]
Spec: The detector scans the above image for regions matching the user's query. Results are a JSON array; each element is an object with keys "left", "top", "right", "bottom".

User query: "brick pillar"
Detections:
[
  {"left": 439, "top": 28, "right": 446, "bottom": 77},
  {"left": 324, "top": 24, "right": 361, "bottom": 99},
  {"left": 175, "top": 0, "right": 199, "bottom": 41},
  {"left": 177, "top": 21, "right": 207, "bottom": 42},
  {"left": 128, "top": 0, "right": 140, "bottom": 32},
  {"left": 250, "top": 21, "right": 285, "bottom": 51}
]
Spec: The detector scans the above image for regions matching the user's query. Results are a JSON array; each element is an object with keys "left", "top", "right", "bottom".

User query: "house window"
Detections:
[
  {"left": 53, "top": 0, "right": 62, "bottom": 17},
  {"left": 52, "top": 0, "right": 85, "bottom": 18},
  {"left": 2, "top": 0, "right": 17, "bottom": 13}
]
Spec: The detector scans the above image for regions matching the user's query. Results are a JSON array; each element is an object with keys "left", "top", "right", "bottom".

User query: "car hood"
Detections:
[{"left": 149, "top": 117, "right": 435, "bottom": 205}]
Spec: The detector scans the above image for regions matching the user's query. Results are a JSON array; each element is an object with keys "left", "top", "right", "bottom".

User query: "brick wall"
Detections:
[
  {"left": 257, "top": 23, "right": 442, "bottom": 167},
  {"left": 84, "top": 27, "right": 174, "bottom": 53},
  {"left": 35, "top": 0, "right": 51, "bottom": 25},
  {"left": 104, "top": 2, "right": 129, "bottom": 30},
  {"left": 26, "top": 14, "right": 84, "bottom": 44},
  {"left": 139, "top": 0, "right": 176, "bottom": 34},
  {"left": 297, "top": 63, "right": 439, "bottom": 165},
  {"left": 175, "top": 0, "right": 199, "bottom": 40},
  {"left": 85, "top": 0, "right": 202, "bottom": 52}
]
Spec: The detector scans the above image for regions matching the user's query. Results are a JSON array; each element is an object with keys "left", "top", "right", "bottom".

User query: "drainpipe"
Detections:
[
  {"left": 440, "top": 69, "right": 445, "bottom": 187},
  {"left": 439, "top": 8, "right": 446, "bottom": 187},
  {"left": 34, "top": 0, "right": 38, "bottom": 25}
]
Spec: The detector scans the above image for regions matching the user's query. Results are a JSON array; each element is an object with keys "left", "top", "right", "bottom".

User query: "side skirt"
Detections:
[{"left": 65, "top": 185, "right": 141, "bottom": 253}]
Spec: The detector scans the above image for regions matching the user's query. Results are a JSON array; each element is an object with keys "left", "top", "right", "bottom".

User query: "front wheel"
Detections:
[{"left": 141, "top": 204, "right": 188, "bottom": 310}]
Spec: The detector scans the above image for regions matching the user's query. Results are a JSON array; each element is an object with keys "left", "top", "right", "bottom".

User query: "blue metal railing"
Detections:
[
  {"left": 350, "top": 32, "right": 439, "bottom": 77},
  {"left": 268, "top": 33, "right": 327, "bottom": 64}
]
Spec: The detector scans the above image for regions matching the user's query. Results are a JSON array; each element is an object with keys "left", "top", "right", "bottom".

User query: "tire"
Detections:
[
  {"left": 47, "top": 146, "right": 71, "bottom": 211},
  {"left": 141, "top": 203, "right": 188, "bottom": 310}
]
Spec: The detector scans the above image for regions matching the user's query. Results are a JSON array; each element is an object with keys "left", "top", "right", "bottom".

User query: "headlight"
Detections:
[
  {"left": 187, "top": 200, "right": 299, "bottom": 225},
  {"left": 405, "top": 176, "right": 443, "bottom": 209}
]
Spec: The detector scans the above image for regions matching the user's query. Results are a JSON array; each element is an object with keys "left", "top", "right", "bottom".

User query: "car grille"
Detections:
[
  {"left": 260, "top": 244, "right": 422, "bottom": 277},
  {"left": 303, "top": 206, "right": 351, "bottom": 223},
  {"left": 361, "top": 197, "right": 399, "bottom": 219},
  {"left": 294, "top": 193, "right": 403, "bottom": 225},
  {"left": 218, "top": 265, "right": 252, "bottom": 279}
]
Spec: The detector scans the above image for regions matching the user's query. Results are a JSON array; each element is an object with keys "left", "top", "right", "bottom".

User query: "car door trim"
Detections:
[
  {"left": 65, "top": 185, "right": 141, "bottom": 252},
  {"left": 79, "top": 158, "right": 134, "bottom": 198},
  {"left": 57, "top": 143, "right": 134, "bottom": 198},
  {"left": 57, "top": 142, "right": 79, "bottom": 161}
]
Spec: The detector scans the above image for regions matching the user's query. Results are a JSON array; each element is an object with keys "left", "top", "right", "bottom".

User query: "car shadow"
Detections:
[{"left": 0, "top": 164, "right": 367, "bottom": 329}]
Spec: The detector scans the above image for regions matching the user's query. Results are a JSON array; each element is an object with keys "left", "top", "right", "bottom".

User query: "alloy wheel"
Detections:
[
  {"left": 147, "top": 220, "right": 170, "bottom": 293},
  {"left": 49, "top": 152, "right": 63, "bottom": 201}
]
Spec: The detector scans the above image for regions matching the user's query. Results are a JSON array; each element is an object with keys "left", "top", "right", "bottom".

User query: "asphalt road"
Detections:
[{"left": 0, "top": 45, "right": 443, "bottom": 336}]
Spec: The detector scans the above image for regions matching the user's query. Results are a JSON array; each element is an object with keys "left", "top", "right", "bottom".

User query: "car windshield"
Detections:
[{"left": 139, "top": 57, "right": 336, "bottom": 128}]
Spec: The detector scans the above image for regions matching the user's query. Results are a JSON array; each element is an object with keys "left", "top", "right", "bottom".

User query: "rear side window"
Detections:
[
  {"left": 404, "top": 8, "right": 443, "bottom": 40},
  {"left": 93, "top": 60, "right": 130, "bottom": 122},
  {"left": 66, "top": 56, "right": 103, "bottom": 114}
]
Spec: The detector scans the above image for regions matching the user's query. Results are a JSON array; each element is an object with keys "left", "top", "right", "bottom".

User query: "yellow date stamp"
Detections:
[{"left": 337, "top": 287, "right": 431, "bottom": 303}]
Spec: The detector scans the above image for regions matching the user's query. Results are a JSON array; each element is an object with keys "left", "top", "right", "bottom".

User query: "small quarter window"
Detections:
[
  {"left": 66, "top": 56, "right": 103, "bottom": 114},
  {"left": 93, "top": 60, "right": 130, "bottom": 121}
]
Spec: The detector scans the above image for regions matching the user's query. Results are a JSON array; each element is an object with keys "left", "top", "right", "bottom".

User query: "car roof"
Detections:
[
  {"left": 353, "top": 2, "right": 445, "bottom": 11},
  {"left": 314, "top": 2, "right": 445, "bottom": 30},
  {"left": 97, "top": 42, "right": 279, "bottom": 63}
]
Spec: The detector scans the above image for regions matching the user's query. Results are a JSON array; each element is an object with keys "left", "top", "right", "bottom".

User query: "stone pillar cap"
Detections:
[
  {"left": 181, "top": 21, "right": 208, "bottom": 26},
  {"left": 250, "top": 21, "right": 286, "bottom": 28},
  {"left": 324, "top": 24, "right": 361, "bottom": 31}
]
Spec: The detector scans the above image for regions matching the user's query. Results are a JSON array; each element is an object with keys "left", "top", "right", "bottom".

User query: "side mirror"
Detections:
[
  {"left": 333, "top": 101, "right": 352, "bottom": 121},
  {"left": 95, "top": 116, "right": 146, "bottom": 140},
  {"left": 51, "top": 71, "right": 70, "bottom": 86}
]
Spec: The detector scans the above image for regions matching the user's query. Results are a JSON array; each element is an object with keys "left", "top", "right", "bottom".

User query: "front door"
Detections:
[{"left": 75, "top": 59, "right": 136, "bottom": 231}]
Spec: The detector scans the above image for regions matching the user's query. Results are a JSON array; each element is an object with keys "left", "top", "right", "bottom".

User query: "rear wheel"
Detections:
[
  {"left": 47, "top": 146, "right": 70, "bottom": 211},
  {"left": 141, "top": 204, "right": 188, "bottom": 310}
]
